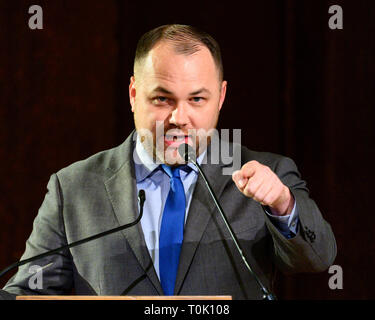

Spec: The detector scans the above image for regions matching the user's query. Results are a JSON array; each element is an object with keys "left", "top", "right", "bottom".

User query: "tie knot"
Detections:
[
  {"left": 171, "top": 167, "right": 181, "bottom": 178},
  {"left": 161, "top": 165, "right": 191, "bottom": 179}
]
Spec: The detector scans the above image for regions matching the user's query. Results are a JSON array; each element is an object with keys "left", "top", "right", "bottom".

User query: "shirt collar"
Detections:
[{"left": 134, "top": 133, "right": 206, "bottom": 183}]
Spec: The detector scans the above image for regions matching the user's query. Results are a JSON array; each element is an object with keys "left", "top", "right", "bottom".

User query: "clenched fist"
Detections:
[{"left": 232, "top": 160, "right": 295, "bottom": 216}]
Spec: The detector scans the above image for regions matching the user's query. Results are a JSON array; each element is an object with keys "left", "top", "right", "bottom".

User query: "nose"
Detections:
[{"left": 169, "top": 102, "right": 189, "bottom": 127}]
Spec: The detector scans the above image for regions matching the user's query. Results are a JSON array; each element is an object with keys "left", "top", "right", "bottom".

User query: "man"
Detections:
[{"left": 1, "top": 24, "right": 336, "bottom": 300}]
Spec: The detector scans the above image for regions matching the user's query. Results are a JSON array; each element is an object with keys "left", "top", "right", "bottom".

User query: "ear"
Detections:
[
  {"left": 129, "top": 76, "right": 136, "bottom": 112},
  {"left": 218, "top": 80, "right": 227, "bottom": 111}
]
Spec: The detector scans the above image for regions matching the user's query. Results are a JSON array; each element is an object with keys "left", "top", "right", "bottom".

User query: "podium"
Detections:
[{"left": 16, "top": 295, "right": 232, "bottom": 300}]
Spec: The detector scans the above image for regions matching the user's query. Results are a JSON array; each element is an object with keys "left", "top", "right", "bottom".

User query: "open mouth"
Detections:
[
  {"left": 165, "top": 135, "right": 187, "bottom": 141},
  {"left": 164, "top": 134, "right": 191, "bottom": 146}
]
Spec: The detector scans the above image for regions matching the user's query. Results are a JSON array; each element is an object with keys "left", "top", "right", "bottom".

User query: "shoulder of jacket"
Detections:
[
  {"left": 55, "top": 141, "right": 129, "bottom": 183},
  {"left": 239, "top": 144, "right": 285, "bottom": 168}
]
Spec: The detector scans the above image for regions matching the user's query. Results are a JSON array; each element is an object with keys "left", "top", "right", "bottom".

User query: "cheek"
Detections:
[
  {"left": 191, "top": 105, "right": 220, "bottom": 129},
  {"left": 134, "top": 100, "right": 170, "bottom": 129},
  {"left": 134, "top": 102, "right": 153, "bottom": 129}
]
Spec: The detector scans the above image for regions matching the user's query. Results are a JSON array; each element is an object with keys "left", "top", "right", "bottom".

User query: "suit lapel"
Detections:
[
  {"left": 104, "top": 135, "right": 163, "bottom": 295},
  {"left": 174, "top": 161, "right": 233, "bottom": 294},
  {"left": 103, "top": 134, "right": 237, "bottom": 296}
]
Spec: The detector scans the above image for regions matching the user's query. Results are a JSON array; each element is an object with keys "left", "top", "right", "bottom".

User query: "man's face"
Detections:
[{"left": 129, "top": 41, "right": 227, "bottom": 165}]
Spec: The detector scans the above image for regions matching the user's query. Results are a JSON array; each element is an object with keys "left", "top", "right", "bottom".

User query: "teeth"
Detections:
[{"left": 165, "top": 135, "right": 186, "bottom": 141}]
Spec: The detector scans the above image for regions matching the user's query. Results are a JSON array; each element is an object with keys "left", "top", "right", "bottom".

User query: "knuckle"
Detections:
[
  {"left": 245, "top": 183, "right": 255, "bottom": 195},
  {"left": 243, "top": 187, "right": 252, "bottom": 197},
  {"left": 265, "top": 166, "right": 273, "bottom": 174},
  {"left": 263, "top": 194, "right": 273, "bottom": 205},
  {"left": 254, "top": 191, "right": 264, "bottom": 203},
  {"left": 244, "top": 160, "right": 258, "bottom": 169}
]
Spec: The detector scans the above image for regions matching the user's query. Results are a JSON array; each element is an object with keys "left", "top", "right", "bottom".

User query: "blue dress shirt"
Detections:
[{"left": 133, "top": 135, "right": 299, "bottom": 279}]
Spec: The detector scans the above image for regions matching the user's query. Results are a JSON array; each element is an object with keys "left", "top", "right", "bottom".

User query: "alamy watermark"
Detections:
[
  {"left": 328, "top": 5, "right": 343, "bottom": 30},
  {"left": 28, "top": 5, "right": 43, "bottom": 30},
  {"left": 133, "top": 124, "right": 242, "bottom": 175},
  {"left": 28, "top": 5, "right": 342, "bottom": 31},
  {"left": 28, "top": 265, "right": 43, "bottom": 290},
  {"left": 328, "top": 264, "right": 343, "bottom": 290}
]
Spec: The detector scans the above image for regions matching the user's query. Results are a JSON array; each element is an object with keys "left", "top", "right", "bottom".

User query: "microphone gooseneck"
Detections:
[
  {"left": 179, "top": 143, "right": 196, "bottom": 163},
  {"left": 178, "top": 143, "right": 277, "bottom": 300},
  {"left": 0, "top": 190, "right": 146, "bottom": 279}
]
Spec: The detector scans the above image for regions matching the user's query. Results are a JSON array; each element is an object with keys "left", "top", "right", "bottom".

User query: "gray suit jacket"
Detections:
[{"left": 1, "top": 133, "right": 336, "bottom": 299}]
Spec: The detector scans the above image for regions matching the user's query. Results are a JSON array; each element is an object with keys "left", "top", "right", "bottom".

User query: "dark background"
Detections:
[{"left": 0, "top": 0, "right": 374, "bottom": 299}]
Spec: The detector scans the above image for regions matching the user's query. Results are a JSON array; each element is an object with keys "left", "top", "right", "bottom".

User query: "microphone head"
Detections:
[
  {"left": 138, "top": 189, "right": 146, "bottom": 203},
  {"left": 178, "top": 143, "right": 196, "bottom": 163}
]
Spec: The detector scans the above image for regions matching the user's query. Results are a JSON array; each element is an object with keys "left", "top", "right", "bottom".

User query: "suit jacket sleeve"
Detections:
[
  {"left": 2, "top": 174, "right": 74, "bottom": 296},
  {"left": 263, "top": 156, "right": 337, "bottom": 274}
]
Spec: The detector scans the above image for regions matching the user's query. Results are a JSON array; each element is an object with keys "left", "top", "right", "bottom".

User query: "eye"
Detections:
[
  {"left": 152, "top": 96, "right": 168, "bottom": 105},
  {"left": 191, "top": 97, "right": 204, "bottom": 103}
]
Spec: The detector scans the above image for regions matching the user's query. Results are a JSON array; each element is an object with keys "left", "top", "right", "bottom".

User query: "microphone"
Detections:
[
  {"left": 0, "top": 190, "right": 146, "bottom": 279},
  {"left": 178, "top": 144, "right": 277, "bottom": 300},
  {"left": 179, "top": 143, "right": 196, "bottom": 163}
]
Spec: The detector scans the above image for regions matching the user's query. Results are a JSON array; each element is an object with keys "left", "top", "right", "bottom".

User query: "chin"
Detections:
[{"left": 163, "top": 147, "right": 186, "bottom": 166}]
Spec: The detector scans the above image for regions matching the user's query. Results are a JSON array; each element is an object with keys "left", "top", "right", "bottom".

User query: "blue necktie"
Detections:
[{"left": 159, "top": 165, "right": 186, "bottom": 295}]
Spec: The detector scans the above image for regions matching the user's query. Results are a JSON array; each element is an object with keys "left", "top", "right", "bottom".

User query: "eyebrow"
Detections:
[
  {"left": 151, "top": 86, "right": 173, "bottom": 95},
  {"left": 151, "top": 86, "right": 211, "bottom": 96},
  {"left": 189, "top": 88, "right": 211, "bottom": 96}
]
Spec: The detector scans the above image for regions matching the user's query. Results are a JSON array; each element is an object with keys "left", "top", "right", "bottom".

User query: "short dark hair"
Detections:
[{"left": 134, "top": 24, "right": 224, "bottom": 81}]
